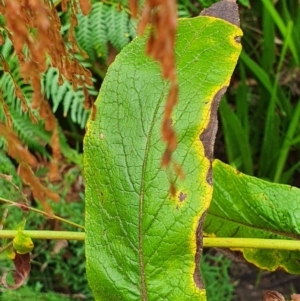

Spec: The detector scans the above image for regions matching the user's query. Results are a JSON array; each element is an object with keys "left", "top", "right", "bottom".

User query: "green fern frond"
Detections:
[
  {"left": 0, "top": 147, "right": 23, "bottom": 203},
  {"left": 0, "top": 37, "right": 14, "bottom": 59},
  {"left": 43, "top": 67, "right": 97, "bottom": 128},
  {"left": 1, "top": 34, "right": 97, "bottom": 130},
  {"left": 0, "top": 150, "right": 18, "bottom": 178},
  {"left": 106, "top": 6, "right": 122, "bottom": 51},
  {"left": 9, "top": 109, "right": 50, "bottom": 155},
  {"left": 76, "top": 2, "right": 109, "bottom": 61},
  {"left": 0, "top": 53, "right": 76, "bottom": 158},
  {"left": 0, "top": 72, "right": 16, "bottom": 104},
  {"left": 92, "top": 2, "right": 110, "bottom": 60},
  {"left": 76, "top": 2, "right": 136, "bottom": 61},
  {"left": 0, "top": 151, "right": 23, "bottom": 200},
  {"left": 75, "top": 4, "right": 97, "bottom": 61},
  {"left": 0, "top": 40, "right": 33, "bottom": 113},
  {"left": 108, "top": 7, "right": 130, "bottom": 51},
  {"left": 57, "top": 127, "right": 83, "bottom": 166},
  {"left": 0, "top": 104, "right": 81, "bottom": 165},
  {"left": 0, "top": 64, "right": 84, "bottom": 163},
  {"left": 0, "top": 71, "right": 33, "bottom": 112},
  {"left": 129, "top": 18, "right": 138, "bottom": 40}
]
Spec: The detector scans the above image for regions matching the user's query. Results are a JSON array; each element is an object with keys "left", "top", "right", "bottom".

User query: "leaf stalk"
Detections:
[{"left": 1, "top": 232, "right": 300, "bottom": 251}]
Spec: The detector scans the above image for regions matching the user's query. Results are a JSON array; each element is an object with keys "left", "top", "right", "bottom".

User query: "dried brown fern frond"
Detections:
[
  {"left": 0, "top": 0, "right": 92, "bottom": 209},
  {"left": 0, "top": 123, "right": 60, "bottom": 214},
  {"left": 0, "top": 124, "right": 37, "bottom": 167},
  {"left": 134, "top": 0, "right": 180, "bottom": 193},
  {"left": 19, "top": 163, "right": 59, "bottom": 215}
]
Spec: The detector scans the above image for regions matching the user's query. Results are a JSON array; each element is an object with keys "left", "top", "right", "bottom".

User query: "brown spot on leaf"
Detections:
[
  {"left": 169, "top": 182, "right": 176, "bottom": 197},
  {"left": 235, "top": 36, "right": 241, "bottom": 43},
  {"left": 200, "top": 87, "right": 227, "bottom": 185},
  {"left": 173, "top": 161, "right": 184, "bottom": 180},
  {"left": 200, "top": 0, "right": 240, "bottom": 27},
  {"left": 91, "top": 103, "right": 97, "bottom": 121},
  {"left": 178, "top": 192, "right": 187, "bottom": 202}
]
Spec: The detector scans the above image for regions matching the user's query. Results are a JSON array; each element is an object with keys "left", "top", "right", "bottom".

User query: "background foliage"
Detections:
[{"left": 1, "top": 0, "right": 300, "bottom": 300}]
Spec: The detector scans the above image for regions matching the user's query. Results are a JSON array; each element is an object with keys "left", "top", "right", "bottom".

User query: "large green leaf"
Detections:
[
  {"left": 84, "top": 15, "right": 241, "bottom": 300},
  {"left": 205, "top": 160, "right": 300, "bottom": 274}
]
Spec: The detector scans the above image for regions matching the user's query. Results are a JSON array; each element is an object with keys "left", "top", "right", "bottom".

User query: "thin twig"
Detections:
[
  {"left": 0, "top": 196, "right": 84, "bottom": 230},
  {"left": 0, "top": 241, "right": 13, "bottom": 253}
]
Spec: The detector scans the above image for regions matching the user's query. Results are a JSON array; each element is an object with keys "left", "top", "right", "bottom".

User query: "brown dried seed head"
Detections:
[
  {"left": 129, "top": 0, "right": 138, "bottom": 18},
  {"left": 79, "top": 0, "right": 91, "bottom": 15},
  {"left": 139, "top": 0, "right": 180, "bottom": 191},
  {"left": 0, "top": 124, "right": 38, "bottom": 167}
]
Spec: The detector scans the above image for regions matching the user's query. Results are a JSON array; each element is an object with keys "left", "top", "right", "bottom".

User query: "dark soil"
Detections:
[{"left": 231, "top": 260, "right": 300, "bottom": 301}]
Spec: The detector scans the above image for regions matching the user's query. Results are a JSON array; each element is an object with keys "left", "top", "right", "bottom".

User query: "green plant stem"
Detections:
[
  {"left": 0, "top": 197, "right": 84, "bottom": 230},
  {"left": 1, "top": 231, "right": 300, "bottom": 251},
  {"left": 203, "top": 237, "right": 300, "bottom": 250},
  {"left": 0, "top": 230, "right": 85, "bottom": 241}
]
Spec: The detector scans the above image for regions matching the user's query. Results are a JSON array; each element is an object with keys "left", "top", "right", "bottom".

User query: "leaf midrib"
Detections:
[{"left": 138, "top": 86, "right": 168, "bottom": 301}]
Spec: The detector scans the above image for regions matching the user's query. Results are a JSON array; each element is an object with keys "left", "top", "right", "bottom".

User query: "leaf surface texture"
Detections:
[
  {"left": 84, "top": 17, "right": 242, "bottom": 300},
  {"left": 205, "top": 160, "right": 300, "bottom": 273}
]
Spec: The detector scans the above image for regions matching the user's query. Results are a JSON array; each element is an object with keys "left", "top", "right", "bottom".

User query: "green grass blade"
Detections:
[
  {"left": 240, "top": 50, "right": 272, "bottom": 93},
  {"left": 274, "top": 100, "right": 300, "bottom": 182},
  {"left": 261, "top": 3, "right": 275, "bottom": 72},
  {"left": 258, "top": 21, "right": 293, "bottom": 179},
  {"left": 280, "top": 0, "right": 300, "bottom": 63},
  {"left": 281, "top": 160, "right": 300, "bottom": 184},
  {"left": 236, "top": 61, "right": 249, "bottom": 137},
  {"left": 261, "top": 0, "right": 299, "bottom": 65},
  {"left": 219, "top": 97, "right": 253, "bottom": 175}
]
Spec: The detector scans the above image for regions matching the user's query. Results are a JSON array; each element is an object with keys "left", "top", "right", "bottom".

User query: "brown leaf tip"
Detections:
[{"left": 200, "top": 0, "right": 240, "bottom": 27}]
